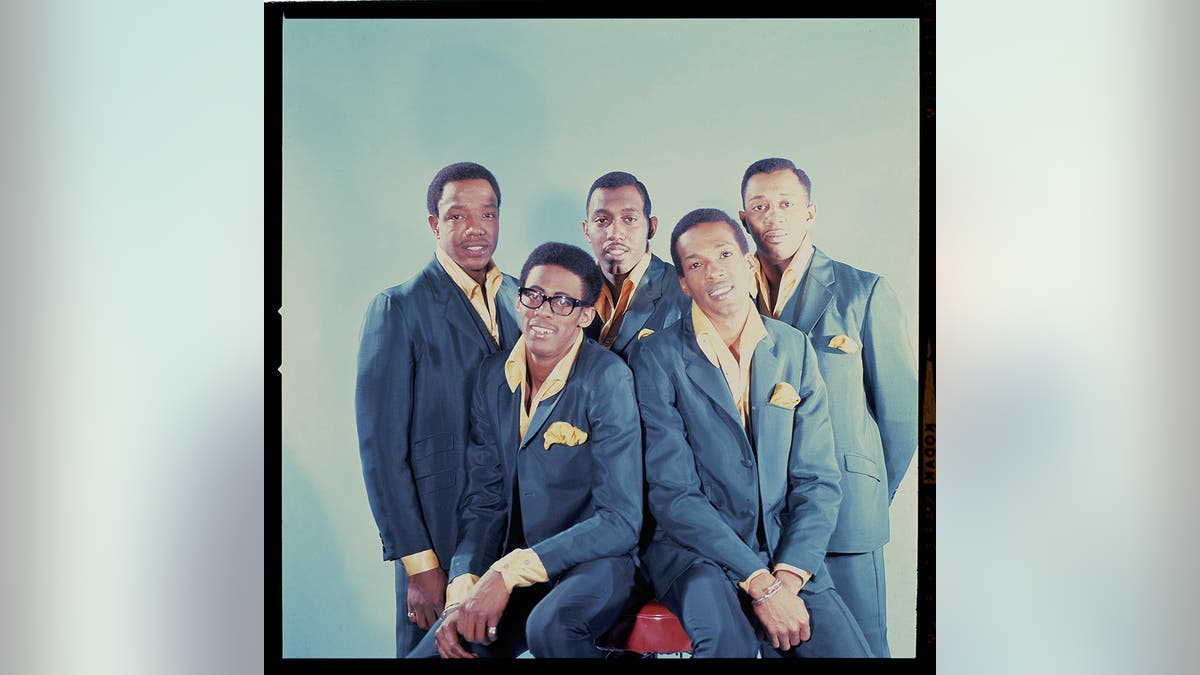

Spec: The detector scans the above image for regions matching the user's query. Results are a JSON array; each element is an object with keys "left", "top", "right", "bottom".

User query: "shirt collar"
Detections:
[
  {"left": 504, "top": 330, "right": 585, "bottom": 396},
  {"left": 752, "top": 233, "right": 814, "bottom": 314},
  {"left": 690, "top": 300, "right": 767, "bottom": 369},
  {"left": 597, "top": 250, "right": 653, "bottom": 306},
  {"left": 620, "top": 250, "right": 654, "bottom": 294},
  {"left": 435, "top": 245, "right": 503, "bottom": 299}
]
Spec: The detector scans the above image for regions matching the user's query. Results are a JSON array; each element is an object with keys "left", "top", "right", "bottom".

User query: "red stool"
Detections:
[{"left": 598, "top": 599, "right": 692, "bottom": 658}]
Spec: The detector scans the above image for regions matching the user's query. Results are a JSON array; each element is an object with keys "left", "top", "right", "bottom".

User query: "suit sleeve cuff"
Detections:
[
  {"left": 445, "top": 574, "right": 479, "bottom": 608},
  {"left": 489, "top": 548, "right": 549, "bottom": 592},
  {"left": 400, "top": 549, "right": 440, "bottom": 576},
  {"left": 737, "top": 568, "right": 772, "bottom": 594},
  {"left": 773, "top": 563, "right": 812, "bottom": 588}
]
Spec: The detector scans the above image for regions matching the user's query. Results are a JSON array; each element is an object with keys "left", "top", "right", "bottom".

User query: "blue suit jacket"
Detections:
[
  {"left": 451, "top": 338, "right": 644, "bottom": 579},
  {"left": 584, "top": 254, "right": 691, "bottom": 361},
  {"left": 355, "top": 257, "right": 522, "bottom": 565},
  {"left": 770, "top": 247, "right": 918, "bottom": 553},
  {"left": 630, "top": 316, "right": 842, "bottom": 595}
]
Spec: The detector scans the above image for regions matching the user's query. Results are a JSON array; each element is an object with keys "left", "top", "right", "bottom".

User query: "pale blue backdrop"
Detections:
[{"left": 281, "top": 17, "right": 920, "bottom": 658}]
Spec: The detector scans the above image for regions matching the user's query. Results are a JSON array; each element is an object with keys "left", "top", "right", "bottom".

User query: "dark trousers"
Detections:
[
  {"left": 659, "top": 560, "right": 872, "bottom": 658},
  {"left": 407, "top": 555, "right": 638, "bottom": 659},
  {"left": 825, "top": 548, "right": 890, "bottom": 657},
  {"left": 393, "top": 561, "right": 431, "bottom": 657}
]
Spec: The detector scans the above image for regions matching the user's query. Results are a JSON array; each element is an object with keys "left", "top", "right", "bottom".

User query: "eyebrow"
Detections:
[
  {"left": 445, "top": 204, "right": 498, "bottom": 212},
  {"left": 448, "top": 198, "right": 498, "bottom": 207},
  {"left": 592, "top": 205, "right": 642, "bottom": 215},
  {"left": 527, "top": 285, "right": 575, "bottom": 296},
  {"left": 684, "top": 242, "right": 735, "bottom": 258}
]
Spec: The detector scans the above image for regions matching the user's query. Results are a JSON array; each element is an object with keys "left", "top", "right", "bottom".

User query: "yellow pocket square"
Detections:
[
  {"left": 543, "top": 421, "right": 588, "bottom": 450},
  {"left": 637, "top": 328, "right": 655, "bottom": 341},
  {"left": 828, "top": 334, "right": 860, "bottom": 354},
  {"left": 769, "top": 382, "right": 802, "bottom": 409}
]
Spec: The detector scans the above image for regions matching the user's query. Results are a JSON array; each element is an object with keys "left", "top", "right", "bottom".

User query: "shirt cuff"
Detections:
[
  {"left": 445, "top": 574, "right": 479, "bottom": 608},
  {"left": 489, "top": 548, "right": 549, "bottom": 592},
  {"left": 773, "top": 563, "right": 812, "bottom": 588},
  {"left": 400, "top": 549, "right": 440, "bottom": 576},
  {"left": 738, "top": 568, "right": 773, "bottom": 594}
]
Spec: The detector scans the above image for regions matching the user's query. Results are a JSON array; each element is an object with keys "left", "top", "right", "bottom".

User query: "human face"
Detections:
[
  {"left": 582, "top": 185, "right": 658, "bottom": 280},
  {"left": 675, "top": 221, "right": 756, "bottom": 321},
  {"left": 739, "top": 169, "right": 816, "bottom": 266},
  {"left": 428, "top": 178, "right": 499, "bottom": 280},
  {"left": 517, "top": 264, "right": 596, "bottom": 363}
]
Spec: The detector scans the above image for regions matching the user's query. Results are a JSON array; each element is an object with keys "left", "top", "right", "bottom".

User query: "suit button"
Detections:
[{"left": 741, "top": 458, "right": 754, "bottom": 468}]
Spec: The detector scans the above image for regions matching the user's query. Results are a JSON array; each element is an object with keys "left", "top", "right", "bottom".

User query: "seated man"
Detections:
[
  {"left": 408, "top": 242, "right": 645, "bottom": 659},
  {"left": 629, "top": 208, "right": 872, "bottom": 658}
]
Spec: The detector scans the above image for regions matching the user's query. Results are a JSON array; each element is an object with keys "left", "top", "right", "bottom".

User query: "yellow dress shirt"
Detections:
[
  {"left": 593, "top": 252, "right": 652, "bottom": 348},
  {"left": 504, "top": 331, "right": 584, "bottom": 438},
  {"left": 444, "top": 549, "right": 552, "bottom": 607},
  {"left": 435, "top": 246, "right": 504, "bottom": 346},
  {"left": 752, "top": 233, "right": 814, "bottom": 319},
  {"left": 691, "top": 302, "right": 766, "bottom": 428}
]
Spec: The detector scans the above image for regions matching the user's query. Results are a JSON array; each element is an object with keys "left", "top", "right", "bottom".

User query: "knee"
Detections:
[
  {"left": 525, "top": 602, "right": 590, "bottom": 658},
  {"left": 684, "top": 613, "right": 758, "bottom": 658}
]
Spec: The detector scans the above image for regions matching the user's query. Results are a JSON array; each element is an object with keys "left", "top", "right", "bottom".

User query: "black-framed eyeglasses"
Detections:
[{"left": 517, "top": 287, "right": 589, "bottom": 316}]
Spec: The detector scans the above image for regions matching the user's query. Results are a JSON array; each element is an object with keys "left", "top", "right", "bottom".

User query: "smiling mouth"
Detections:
[
  {"left": 763, "top": 230, "right": 789, "bottom": 244},
  {"left": 527, "top": 323, "right": 556, "bottom": 338},
  {"left": 707, "top": 283, "right": 735, "bottom": 300},
  {"left": 463, "top": 243, "right": 491, "bottom": 256},
  {"left": 604, "top": 245, "right": 630, "bottom": 257}
]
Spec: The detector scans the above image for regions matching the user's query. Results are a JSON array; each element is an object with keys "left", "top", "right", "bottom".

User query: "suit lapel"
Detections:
[
  {"left": 680, "top": 321, "right": 743, "bottom": 430},
  {"left": 427, "top": 258, "right": 503, "bottom": 349},
  {"left": 749, "top": 331, "right": 784, "bottom": 462},
  {"left": 519, "top": 388, "right": 566, "bottom": 450},
  {"left": 518, "top": 346, "right": 584, "bottom": 450},
  {"left": 496, "top": 276, "right": 521, "bottom": 349},
  {"left": 783, "top": 247, "right": 835, "bottom": 335},
  {"left": 497, "top": 378, "right": 522, "bottom": 458},
  {"left": 611, "top": 256, "right": 665, "bottom": 354}
]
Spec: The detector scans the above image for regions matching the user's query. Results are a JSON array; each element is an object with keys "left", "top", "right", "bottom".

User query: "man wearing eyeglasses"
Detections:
[
  {"left": 408, "top": 242, "right": 644, "bottom": 659},
  {"left": 354, "top": 162, "right": 522, "bottom": 657},
  {"left": 581, "top": 171, "right": 690, "bottom": 360}
]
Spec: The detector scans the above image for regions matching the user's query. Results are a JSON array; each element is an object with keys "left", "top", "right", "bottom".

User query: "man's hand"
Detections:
[
  {"left": 406, "top": 567, "right": 448, "bottom": 630},
  {"left": 434, "top": 604, "right": 476, "bottom": 659},
  {"left": 456, "top": 569, "right": 510, "bottom": 645},
  {"left": 774, "top": 568, "right": 807, "bottom": 596},
  {"left": 752, "top": 575, "right": 811, "bottom": 652}
]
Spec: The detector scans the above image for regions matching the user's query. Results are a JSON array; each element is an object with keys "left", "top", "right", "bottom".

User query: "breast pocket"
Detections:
[{"left": 816, "top": 334, "right": 865, "bottom": 391}]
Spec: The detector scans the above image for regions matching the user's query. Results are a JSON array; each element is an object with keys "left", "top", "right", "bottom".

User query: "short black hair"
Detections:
[
  {"left": 426, "top": 162, "right": 501, "bottom": 217},
  {"left": 740, "top": 157, "right": 812, "bottom": 206},
  {"left": 585, "top": 171, "right": 652, "bottom": 219},
  {"left": 670, "top": 208, "right": 749, "bottom": 278},
  {"left": 518, "top": 242, "right": 604, "bottom": 306}
]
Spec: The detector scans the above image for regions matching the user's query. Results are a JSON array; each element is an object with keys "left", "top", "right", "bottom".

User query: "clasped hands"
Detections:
[
  {"left": 434, "top": 569, "right": 510, "bottom": 659},
  {"left": 750, "top": 570, "right": 810, "bottom": 652}
]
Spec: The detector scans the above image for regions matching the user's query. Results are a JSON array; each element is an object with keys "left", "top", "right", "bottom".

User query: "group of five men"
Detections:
[{"left": 354, "top": 160, "right": 917, "bottom": 659}]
